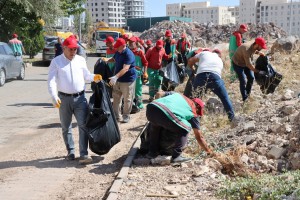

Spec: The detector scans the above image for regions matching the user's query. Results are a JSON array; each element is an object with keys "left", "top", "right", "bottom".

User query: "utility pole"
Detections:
[{"left": 79, "top": 13, "right": 82, "bottom": 41}]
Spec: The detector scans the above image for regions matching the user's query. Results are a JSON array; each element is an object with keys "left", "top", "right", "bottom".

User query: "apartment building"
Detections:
[
  {"left": 86, "top": 0, "right": 126, "bottom": 27},
  {"left": 166, "top": 2, "right": 236, "bottom": 25},
  {"left": 240, "top": 0, "right": 300, "bottom": 35},
  {"left": 124, "top": 0, "right": 145, "bottom": 19}
]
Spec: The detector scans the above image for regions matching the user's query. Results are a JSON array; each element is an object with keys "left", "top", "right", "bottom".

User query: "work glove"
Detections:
[
  {"left": 93, "top": 74, "right": 102, "bottom": 83},
  {"left": 109, "top": 75, "right": 118, "bottom": 86},
  {"left": 258, "top": 70, "right": 267, "bottom": 76},
  {"left": 143, "top": 72, "right": 148, "bottom": 79},
  {"left": 52, "top": 97, "right": 61, "bottom": 108}
]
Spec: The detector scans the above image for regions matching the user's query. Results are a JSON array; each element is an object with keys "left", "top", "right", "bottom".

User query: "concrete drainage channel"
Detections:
[{"left": 105, "top": 122, "right": 149, "bottom": 200}]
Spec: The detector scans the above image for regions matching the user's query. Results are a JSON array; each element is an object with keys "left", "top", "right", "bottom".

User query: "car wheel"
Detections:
[
  {"left": 17, "top": 65, "right": 25, "bottom": 80},
  {"left": 0, "top": 69, "right": 6, "bottom": 87}
]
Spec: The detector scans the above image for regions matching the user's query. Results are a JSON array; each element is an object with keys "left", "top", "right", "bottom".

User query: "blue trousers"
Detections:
[
  {"left": 58, "top": 93, "right": 89, "bottom": 157},
  {"left": 193, "top": 72, "right": 234, "bottom": 121},
  {"left": 232, "top": 62, "right": 254, "bottom": 101}
]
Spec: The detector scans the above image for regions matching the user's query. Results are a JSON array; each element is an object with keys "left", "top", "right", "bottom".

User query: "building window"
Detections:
[
  {"left": 95, "top": 3, "right": 97, "bottom": 6},
  {"left": 102, "top": 14, "right": 104, "bottom": 16},
  {"left": 95, "top": 8, "right": 98, "bottom": 11},
  {"left": 96, "top": 14, "right": 98, "bottom": 17},
  {"left": 101, "top": 2, "right": 104, "bottom": 6},
  {"left": 102, "top": 8, "right": 104, "bottom": 11}
]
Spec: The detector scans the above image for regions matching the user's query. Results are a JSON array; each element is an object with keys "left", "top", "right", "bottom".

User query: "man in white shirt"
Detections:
[
  {"left": 187, "top": 49, "right": 235, "bottom": 122},
  {"left": 48, "top": 35, "right": 102, "bottom": 164}
]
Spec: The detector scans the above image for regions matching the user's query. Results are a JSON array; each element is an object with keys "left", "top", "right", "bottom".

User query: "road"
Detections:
[{"left": 0, "top": 56, "right": 147, "bottom": 200}]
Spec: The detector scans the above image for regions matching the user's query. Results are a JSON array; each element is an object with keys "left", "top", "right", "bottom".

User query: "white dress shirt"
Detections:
[
  {"left": 48, "top": 54, "right": 94, "bottom": 99},
  {"left": 195, "top": 51, "right": 223, "bottom": 78}
]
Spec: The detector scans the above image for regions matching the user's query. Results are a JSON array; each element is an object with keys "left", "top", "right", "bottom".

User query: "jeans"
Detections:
[
  {"left": 232, "top": 62, "right": 254, "bottom": 101},
  {"left": 193, "top": 72, "right": 235, "bottom": 121},
  {"left": 58, "top": 93, "right": 89, "bottom": 157}
]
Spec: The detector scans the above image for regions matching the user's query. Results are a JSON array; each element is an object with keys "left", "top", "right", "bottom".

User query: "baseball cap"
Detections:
[
  {"left": 114, "top": 38, "right": 126, "bottom": 49},
  {"left": 104, "top": 36, "right": 114, "bottom": 43},
  {"left": 240, "top": 24, "right": 248, "bottom": 32},
  {"left": 12, "top": 33, "right": 18, "bottom": 38},
  {"left": 146, "top": 39, "right": 152, "bottom": 45},
  {"left": 192, "top": 98, "right": 205, "bottom": 116},
  {"left": 139, "top": 39, "right": 145, "bottom": 45},
  {"left": 122, "top": 34, "right": 129, "bottom": 40},
  {"left": 165, "top": 30, "right": 172, "bottom": 37},
  {"left": 128, "top": 36, "right": 138, "bottom": 42},
  {"left": 62, "top": 36, "right": 78, "bottom": 48},
  {"left": 255, "top": 37, "right": 267, "bottom": 49},
  {"left": 181, "top": 33, "right": 186, "bottom": 38},
  {"left": 156, "top": 40, "right": 164, "bottom": 48},
  {"left": 212, "top": 48, "right": 222, "bottom": 56}
]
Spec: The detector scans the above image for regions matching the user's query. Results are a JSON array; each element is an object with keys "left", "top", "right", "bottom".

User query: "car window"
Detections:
[
  {"left": 0, "top": 45, "right": 6, "bottom": 55},
  {"left": 3, "top": 44, "right": 14, "bottom": 55}
]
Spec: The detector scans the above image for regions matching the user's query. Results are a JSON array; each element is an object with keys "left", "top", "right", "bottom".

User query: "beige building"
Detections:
[
  {"left": 166, "top": 2, "right": 236, "bottom": 25},
  {"left": 240, "top": 0, "right": 300, "bottom": 35}
]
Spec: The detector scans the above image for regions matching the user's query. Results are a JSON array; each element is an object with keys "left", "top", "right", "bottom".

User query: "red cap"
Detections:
[
  {"left": 122, "top": 34, "right": 129, "bottom": 40},
  {"left": 62, "top": 36, "right": 78, "bottom": 48},
  {"left": 146, "top": 39, "right": 152, "bottom": 45},
  {"left": 181, "top": 33, "right": 186, "bottom": 38},
  {"left": 240, "top": 24, "right": 248, "bottom": 32},
  {"left": 128, "top": 36, "right": 138, "bottom": 42},
  {"left": 255, "top": 37, "right": 267, "bottom": 49},
  {"left": 165, "top": 30, "right": 172, "bottom": 37},
  {"left": 12, "top": 33, "right": 18, "bottom": 38},
  {"left": 114, "top": 38, "right": 126, "bottom": 49},
  {"left": 139, "top": 39, "right": 145, "bottom": 45},
  {"left": 192, "top": 98, "right": 205, "bottom": 116},
  {"left": 202, "top": 48, "right": 210, "bottom": 52},
  {"left": 156, "top": 40, "right": 164, "bottom": 48},
  {"left": 212, "top": 48, "right": 222, "bottom": 56},
  {"left": 104, "top": 36, "right": 114, "bottom": 43}
]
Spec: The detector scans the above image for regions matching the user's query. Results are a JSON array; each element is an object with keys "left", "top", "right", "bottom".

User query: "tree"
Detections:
[{"left": 60, "top": 0, "right": 86, "bottom": 16}]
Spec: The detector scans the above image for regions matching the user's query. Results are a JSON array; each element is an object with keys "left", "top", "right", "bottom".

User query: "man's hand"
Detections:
[
  {"left": 258, "top": 70, "right": 267, "bottom": 76},
  {"left": 109, "top": 75, "right": 118, "bottom": 86},
  {"left": 93, "top": 74, "right": 102, "bottom": 83},
  {"left": 135, "top": 66, "right": 141, "bottom": 70},
  {"left": 143, "top": 72, "right": 148, "bottom": 79},
  {"left": 101, "top": 57, "right": 109, "bottom": 62},
  {"left": 52, "top": 97, "right": 61, "bottom": 108}
]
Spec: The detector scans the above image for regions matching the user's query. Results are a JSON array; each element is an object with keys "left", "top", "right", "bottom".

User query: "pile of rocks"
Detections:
[{"left": 139, "top": 20, "right": 287, "bottom": 47}]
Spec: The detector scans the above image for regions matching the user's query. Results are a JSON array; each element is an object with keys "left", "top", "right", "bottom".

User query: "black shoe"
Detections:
[
  {"left": 171, "top": 155, "right": 191, "bottom": 163},
  {"left": 145, "top": 152, "right": 157, "bottom": 159},
  {"left": 79, "top": 156, "right": 93, "bottom": 165},
  {"left": 66, "top": 153, "right": 75, "bottom": 160}
]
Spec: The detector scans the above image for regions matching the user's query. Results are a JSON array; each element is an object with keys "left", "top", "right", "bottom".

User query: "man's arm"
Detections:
[
  {"left": 115, "top": 64, "right": 130, "bottom": 78},
  {"left": 187, "top": 56, "right": 199, "bottom": 72},
  {"left": 193, "top": 128, "right": 212, "bottom": 154}
]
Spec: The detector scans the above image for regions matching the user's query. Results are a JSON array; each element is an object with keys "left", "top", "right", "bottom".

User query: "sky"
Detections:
[{"left": 146, "top": 0, "right": 240, "bottom": 17}]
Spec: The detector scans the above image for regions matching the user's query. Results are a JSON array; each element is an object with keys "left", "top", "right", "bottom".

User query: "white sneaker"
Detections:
[{"left": 122, "top": 115, "right": 130, "bottom": 123}]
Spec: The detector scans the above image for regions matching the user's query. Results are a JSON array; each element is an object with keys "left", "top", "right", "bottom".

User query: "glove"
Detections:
[
  {"left": 94, "top": 74, "right": 102, "bottom": 83},
  {"left": 258, "top": 70, "right": 267, "bottom": 76},
  {"left": 52, "top": 97, "right": 61, "bottom": 108},
  {"left": 109, "top": 75, "right": 118, "bottom": 86},
  {"left": 143, "top": 72, "right": 148, "bottom": 79}
]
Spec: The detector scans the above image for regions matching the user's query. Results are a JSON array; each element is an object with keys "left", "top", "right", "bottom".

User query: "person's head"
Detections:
[
  {"left": 165, "top": 30, "right": 172, "bottom": 40},
  {"left": 239, "top": 24, "right": 248, "bottom": 34},
  {"left": 128, "top": 36, "right": 138, "bottom": 50},
  {"left": 104, "top": 36, "right": 114, "bottom": 49},
  {"left": 181, "top": 33, "right": 186, "bottom": 40},
  {"left": 122, "top": 34, "right": 129, "bottom": 42},
  {"left": 254, "top": 37, "right": 267, "bottom": 51},
  {"left": 114, "top": 38, "right": 127, "bottom": 53},
  {"left": 212, "top": 48, "right": 222, "bottom": 57},
  {"left": 191, "top": 98, "right": 205, "bottom": 116},
  {"left": 12, "top": 33, "right": 18, "bottom": 38},
  {"left": 62, "top": 36, "right": 78, "bottom": 60},
  {"left": 155, "top": 40, "right": 164, "bottom": 50},
  {"left": 57, "top": 37, "right": 62, "bottom": 44},
  {"left": 146, "top": 39, "right": 152, "bottom": 47}
]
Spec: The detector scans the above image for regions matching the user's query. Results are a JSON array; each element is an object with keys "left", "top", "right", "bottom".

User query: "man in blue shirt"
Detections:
[{"left": 105, "top": 38, "right": 136, "bottom": 123}]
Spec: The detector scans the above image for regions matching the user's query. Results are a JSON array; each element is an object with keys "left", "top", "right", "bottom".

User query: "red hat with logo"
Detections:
[
  {"left": 122, "top": 34, "right": 129, "bottom": 40},
  {"left": 255, "top": 37, "right": 267, "bottom": 49},
  {"left": 156, "top": 40, "right": 164, "bottom": 48},
  {"left": 12, "top": 33, "right": 18, "bottom": 38},
  {"left": 128, "top": 36, "right": 138, "bottom": 42},
  {"left": 146, "top": 39, "right": 152, "bottom": 45},
  {"left": 62, "top": 35, "right": 78, "bottom": 48},
  {"left": 114, "top": 38, "right": 126, "bottom": 49},
  {"left": 104, "top": 36, "right": 114, "bottom": 43},
  {"left": 192, "top": 98, "right": 205, "bottom": 116},
  {"left": 240, "top": 24, "right": 248, "bottom": 32},
  {"left": 165, "top": 30, "right": 172, "bottom": 37}
]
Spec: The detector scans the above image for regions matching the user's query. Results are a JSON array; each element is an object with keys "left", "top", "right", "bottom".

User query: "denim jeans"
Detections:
[
  {"left": 232, "top": 62, "right": 254, "bottom": 101},
  {"left": 193, "top": 72, "right": 235, "bottom": 121},
  {"left": 58, "top": 93, "right": 89, "bottom": 157}
]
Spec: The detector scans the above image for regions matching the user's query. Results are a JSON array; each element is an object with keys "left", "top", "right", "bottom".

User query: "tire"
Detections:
[
  {"left": 0, "top": 69, "right": 5, "bottom": 87},
  {"left": 17, "top": 65, "right": 25, "bottom": 80}
]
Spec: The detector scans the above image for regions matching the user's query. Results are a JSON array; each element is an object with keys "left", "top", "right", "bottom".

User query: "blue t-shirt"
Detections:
[{"left": 113, "top": 48, "right": 136, "bottom": 82}]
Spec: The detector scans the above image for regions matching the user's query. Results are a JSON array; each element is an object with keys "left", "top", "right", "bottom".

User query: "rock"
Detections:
[
  {"left": 257, "top": 155, "right": 268, "bottom": 167},
  {"left": 282, "top": 106, "right": 294, "bottom": 115},
  {"left": 290, "top": 159, "right": 300, "bottom": 170},
  {"left": 204, "top": 158, "right": 223, "bottom": 171},
  {"left": 151, "top": 155, "right": 171, "bottom": 166},
  {"left": 247, "top": 141, "right": 258, "bottom": 151},
  {"left": 133, "top": 158, "right": 151, "bottom": 165},
  {"left": 271, "top": 36, "right": 299, "bottom": 54},
  {"left": 241, "top": 154, "right": 249, "bottom": 164},
  {"left": 282, "top": 89, "right": 294, "bottom": 100},
  {"left": 192, "top": 166, "right": 210, "bottom": 177},
  {"left": 266, "top": 147, "right": 287, "bottom": 159},
  {"left": 243, "top": 121, "right": 256, "bottom": 131},
  {"left": 284, "top": 124, "right": 292, "bottom": 133},
  {"left": 244, "top": 135, "right": 256, "bottom": 145},
  {"left": 257, "top": 147, "right": 268, "bottom": 155},
  {"left": 164, "top": 185, "right": 184, "bottom": 195}
]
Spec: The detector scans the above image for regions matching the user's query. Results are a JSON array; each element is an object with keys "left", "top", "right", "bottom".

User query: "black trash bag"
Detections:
[
  {"left": 160, "top": 61, "right": 180, "bottom": 91},
  {"left": 86, "top": 81, "right": 121, "bottom": 155},
  {"left": 255, "top": 55, "right": 283, "bottom": 94},
  {"left": 91, "top": 58, "right": 113, "bottom": 97},
  {"left": 139, "top": 122, "right": 178, "bottom": 156}
]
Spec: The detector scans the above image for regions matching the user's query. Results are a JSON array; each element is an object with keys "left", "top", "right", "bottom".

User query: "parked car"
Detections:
[
  {"left": 0, "top": 42, "right": 25, "bottom": 87},
  {"left": 42, "top": 40, "right": 57, "bottom": 62}
]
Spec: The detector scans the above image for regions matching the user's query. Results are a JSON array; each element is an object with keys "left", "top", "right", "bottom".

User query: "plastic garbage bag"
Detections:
[
  {"left": 86, "top": 81, "right": 121, "bottom": 155},
  {"left": 159, "top": 61, "right": 180, "bottom": 91}
]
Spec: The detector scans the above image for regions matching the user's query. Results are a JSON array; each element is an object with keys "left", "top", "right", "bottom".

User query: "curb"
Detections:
[{"left": 106, "top": 122, "right": 149, "bottom": 200}]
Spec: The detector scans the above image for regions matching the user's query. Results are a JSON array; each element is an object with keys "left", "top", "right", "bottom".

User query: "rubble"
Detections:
[{"left": 139, "top": 20, "right": 287, "bottom": 48}]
